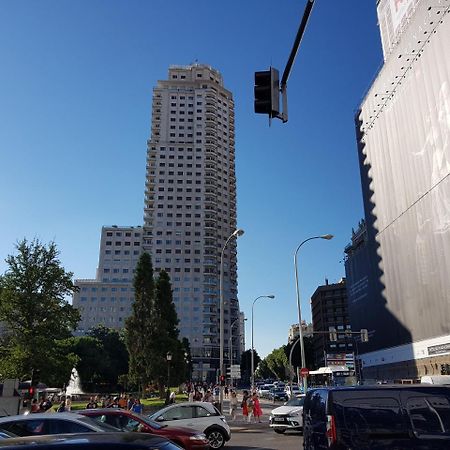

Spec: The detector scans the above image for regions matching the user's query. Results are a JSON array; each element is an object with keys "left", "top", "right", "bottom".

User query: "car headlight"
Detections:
[
  {"left": 288, "top": 410, "right": 301, "bottom": 417},
  {"left": 189, "top": 434, "right": 208, "bottom": 442}
]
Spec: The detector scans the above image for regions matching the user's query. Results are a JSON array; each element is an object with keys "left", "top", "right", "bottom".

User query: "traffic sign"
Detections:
[{"left": 300, "top": 367, "right": 309, "bottom": 377}]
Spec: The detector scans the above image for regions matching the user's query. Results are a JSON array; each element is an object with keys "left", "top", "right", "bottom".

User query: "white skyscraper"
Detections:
[{"left": 143, "top": 64, "right": 240, "bottom": 382}]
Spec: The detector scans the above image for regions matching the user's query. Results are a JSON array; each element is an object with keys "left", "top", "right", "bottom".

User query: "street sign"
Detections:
[{"left": 300, "top": 367, "right": 309, "bottom": 377}]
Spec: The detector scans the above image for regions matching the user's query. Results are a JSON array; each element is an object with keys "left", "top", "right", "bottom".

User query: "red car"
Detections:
[{"left": 79, "top": 409, "right": 209, "bottom": 450}]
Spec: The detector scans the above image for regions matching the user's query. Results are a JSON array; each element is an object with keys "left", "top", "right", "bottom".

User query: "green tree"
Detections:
[
  {"left": 0, "top": 239, "right": 80, "bottom": 383},
  {"left": 240, "top": 349, "right": 260, "bottom": 385},
  {"left": 125, "top": 252, "right": 155, "bottom": 393},
  {"left": 266, "top": 346, "right": 289, "bottom": 380}
]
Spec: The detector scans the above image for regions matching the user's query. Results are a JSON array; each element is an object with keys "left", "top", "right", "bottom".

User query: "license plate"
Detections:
[{"left": 274, "top": 417, "right": 285, "bottom": 422}]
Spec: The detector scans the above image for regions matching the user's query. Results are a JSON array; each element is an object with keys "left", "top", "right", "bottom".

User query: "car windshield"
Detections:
[
  {"left": 131, "top": 412, "right": 163, "bottom": 430},
  {"left": 78, "top": 416, "right": 122, "bottom": 432},
  {"left": 285, "top": 397, "right": 305, "bottom": 407}
]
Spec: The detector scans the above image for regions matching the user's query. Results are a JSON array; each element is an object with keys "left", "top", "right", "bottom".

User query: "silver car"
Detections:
[
  {"left": 269, "top": 395, "right": 305, "bottom": 434},
  {"left": 0, "top": 413, "right": 119, "bottom": 437}
]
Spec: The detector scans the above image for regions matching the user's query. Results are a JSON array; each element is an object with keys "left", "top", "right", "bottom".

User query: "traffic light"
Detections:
[
  {"left": 254, "top": 67, "right": 280, "bottom": 118},
  {"left": 24, "top": 386, "right": 35, "bottom": 400},
  {"left": 360, "top": 329, "right": 369, "bottom": 343},
  {"left": 219, "top": 375, "right": 225, "bottom": 386}
]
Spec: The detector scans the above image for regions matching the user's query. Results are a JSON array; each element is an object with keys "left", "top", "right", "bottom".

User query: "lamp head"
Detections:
[
  {"left": 321, "top": 234, "right": 334, "bottom": 240},
  {"left": 166, "top": 352, "right": 172, "bottom": 361},
  {"left": 267, "top": 295, "right": 275, "bottom": 299},
  {"left": 234, "top": 228, "right": 245, "bottom": 237}
]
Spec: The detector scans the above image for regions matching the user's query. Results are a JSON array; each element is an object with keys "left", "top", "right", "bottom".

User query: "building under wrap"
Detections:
[{"left": 352, "top": 0, "right": 450, "bottom": 380}]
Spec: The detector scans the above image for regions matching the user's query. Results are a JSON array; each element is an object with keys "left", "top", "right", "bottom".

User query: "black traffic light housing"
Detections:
[
  {"left": 31, "top": 368, "right": 41, "bottom": 387},
  {"left": 254, "top": 67, "right": 280, "bottom": 118}
]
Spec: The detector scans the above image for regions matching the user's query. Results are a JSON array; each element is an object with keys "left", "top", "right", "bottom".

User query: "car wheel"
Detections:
[
  {"left": 206, "top": 429, "right": 225, "bottom": 449},
  {"left": 274, "top": 428, "right": 286, "bottom": 434}
]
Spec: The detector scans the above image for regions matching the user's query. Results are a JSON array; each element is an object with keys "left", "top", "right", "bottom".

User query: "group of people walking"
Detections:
[{"left": 229, "top": 390, "right": 263, "bottom": 422}]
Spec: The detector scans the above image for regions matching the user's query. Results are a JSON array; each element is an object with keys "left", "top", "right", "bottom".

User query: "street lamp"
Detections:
[
  {"left": 165, "top": 351, "right": 172, "bottom": 405},
  {"left": 219, "top": 228, "right": 244, "bottom": 410},
  {"left": 251, "top": 295, "right": 275, "bottom": 390},
  {"left": 294, "top": 234, "right": 333, "bottom": 393},
  {"left": 229, "top": 317, "right": 247, "bottom": 388}
]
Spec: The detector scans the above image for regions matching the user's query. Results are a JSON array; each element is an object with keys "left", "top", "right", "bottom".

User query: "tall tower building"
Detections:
[
  {"left": 350, "top": 0, "right": 450, "bottom": 380},
  {"left": 143, "top": 64, "right": 240, "bottom": 382}
]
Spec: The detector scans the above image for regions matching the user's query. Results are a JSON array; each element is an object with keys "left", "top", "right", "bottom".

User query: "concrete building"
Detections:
[
  {"left": 311, "top": 279, "right": 353, "bottom": 369},
  {"left": 142, "top": 64, "right": 240, "bottom": 382},
  {"left": 72, "top": 226, "right": 143, "bottom": 333},
  {"left": 351, "top": 0, "right": 450, "bottom": 380},
  {"left": 288, "top": 321, "right": 313, "bottom": 344}
]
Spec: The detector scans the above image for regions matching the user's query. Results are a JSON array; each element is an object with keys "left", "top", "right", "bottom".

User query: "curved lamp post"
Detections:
[
  {"left": 219, "top": 228, "right": 244, "bottom": 410},
  {"left": 251, "top": 294, "right": 275, "bottom": 389},
  {"left": 165, "top": 351, "right": 172, "bottom": 405},
  {"left": 294, "top": 234, "right": 333, "bottom": 393}
]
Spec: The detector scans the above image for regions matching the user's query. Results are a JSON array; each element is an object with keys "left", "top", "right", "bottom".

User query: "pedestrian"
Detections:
[
  {"left": 229, "top": 391, "right": 238, "bottom": 421},
  {"left": 57, "top": 400, "right": 66, "bottom": 413},
  {"left": 224, "top": 385, "right": 229, "bottom": 399},
  {"left": 131, "top": 398, "right": 143, "bottom": 414},
  {"left": 252, "top": 392, "right": 263, "bottom": 423},
  {"left": 118, "top": 394, "right": 127, "bottom": 409},
  {"left": 188, "top": 390, "right": 194, "bottom": 402},
  {"left": 127, "top": 395, "right": 134, "bottom": 410},
  {"left": 246, "top": 394, "right": 254, "bottom": 422},
  {"left": 169, "top": 391, "right": 176, "bottom": 404},
  {"left": 193, "top": 389, "right": 202, "bottom": 401},
  {"left": 65, "top": 396, "right": 72, "bottom": 411},
  {"left": 30, "top": 399, "right": 39, "bottom": 413},
  {"left": 202, "top": 390, "right": 214, "bottom": 403},
  {"left": 86, "top": 396, "right": 98, "bottom": 409},
  {"left": 241, "top": 390, "right": 249, "bottom": 420}
]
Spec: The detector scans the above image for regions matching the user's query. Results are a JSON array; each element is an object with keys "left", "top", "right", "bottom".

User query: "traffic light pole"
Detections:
[{"left": 278, "top": 0, "right": 316, "bottom": 123}]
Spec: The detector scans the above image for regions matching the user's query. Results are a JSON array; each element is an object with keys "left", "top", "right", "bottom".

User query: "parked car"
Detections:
[
  {"left": 148, "top": 402, "right": 230, "bottom": 449},
  {"left": 270, "top": 394, "right": 305, "bottom": 434},
  {"left": 257, "top": 384, "right": 274, "bottom": 398},
  {"left": 268, "top": 387, "right": 288, "bottom": 402},
  {"left": 0, "top": 412, "right": 119, "bottom": 437},
  {"left": 303, "top": 385, "right": 450, "bottom": 449},
  {"left": 0, "top": 432, "right": 182, "bottom": 450},
  {"left": 79, "top": 408, "right": 209, "bottom": 450}
]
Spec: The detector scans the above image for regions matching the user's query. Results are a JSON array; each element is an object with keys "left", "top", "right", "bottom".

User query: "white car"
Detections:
[
  {"left": 257, "top": 384, "right": 274, "bottom": 398},
  {"left": 269, "top": 394, "right": 305, "bottom": 434},
  {"left": 148, "top": 401, "right": 231, "bottom": 449}
]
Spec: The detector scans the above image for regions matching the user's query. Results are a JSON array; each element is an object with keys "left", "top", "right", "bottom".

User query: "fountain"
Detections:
[{"left": 65, "top": 367, "right": 84, "bottom": 396}]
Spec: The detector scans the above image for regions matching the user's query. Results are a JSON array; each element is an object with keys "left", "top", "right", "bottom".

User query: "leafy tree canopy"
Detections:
[{"left": 0, "top": 239, "right": 80, "bottom": 382}]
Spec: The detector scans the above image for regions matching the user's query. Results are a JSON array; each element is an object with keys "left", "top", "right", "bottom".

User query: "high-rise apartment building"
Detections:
[
  {"left": 350, "top": 0, "right": 450, "bottom": 380},
  {"left": 311, "top": 279, "right": 353, "bottom": 369},
  {"left": 143, "top": 64, "right": 240, "bottom": 382}
]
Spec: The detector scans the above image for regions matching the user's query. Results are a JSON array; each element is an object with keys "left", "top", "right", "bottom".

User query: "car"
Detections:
[
  {"left": 0, "top": 412, "right": 119, "bottom": 437},
  {"left": 0, "top": 432, "right": 182, "bottom": 450},
  {"left": 148, "top": 402, "right": 230, "bottom": 449},
  {"left": 79, "top": 408, "right": 209, "bottom": 450},
  {"left": 303, "top": 384, "right": 450, "bottom": 450},
  {"left": 268, "top": 387, "right": 288, "bottom": 402},
  {"left": 0, "top": 431, "right": 16, "bottom": 440},
  {"left": 269, "top": 394, "right": 305, "bottom": 434},
  {"left": 257, "top": 384, "right": 274, "bottom": 398}
]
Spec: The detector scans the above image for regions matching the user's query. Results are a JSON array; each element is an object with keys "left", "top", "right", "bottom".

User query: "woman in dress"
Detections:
[
  {"left": 241, "top": 390, "right": 249, "bottom": 420},
  {"left": 252, "top": 392, "right": 263, "bottom": 422},
  {"left": 229, "top": 391, "right": 238, "bottom": 421}
]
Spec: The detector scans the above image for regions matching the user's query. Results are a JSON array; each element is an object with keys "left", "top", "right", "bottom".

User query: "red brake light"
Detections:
[{"left": 326, "top": 414, "right": 337, "bottom": 446}]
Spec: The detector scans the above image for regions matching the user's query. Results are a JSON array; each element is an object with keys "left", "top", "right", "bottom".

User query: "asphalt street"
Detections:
[{"left": 222, "top": 398, "right": 303, "bottom": 450}]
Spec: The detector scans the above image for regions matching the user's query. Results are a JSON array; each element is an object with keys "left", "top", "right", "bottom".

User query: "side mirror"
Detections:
[{"left": 155, "top": 416, "right": 164, "bottom": 422}]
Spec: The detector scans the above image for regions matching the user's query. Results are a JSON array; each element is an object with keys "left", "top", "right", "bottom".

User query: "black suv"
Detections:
[{"left": 303, "top": 385, "right": 450, "bottom": 449}]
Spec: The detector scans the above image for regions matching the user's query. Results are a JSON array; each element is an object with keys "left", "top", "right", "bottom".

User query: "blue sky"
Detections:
[{"left": 0, "top": 1, "right": 383, "bottom": 359}]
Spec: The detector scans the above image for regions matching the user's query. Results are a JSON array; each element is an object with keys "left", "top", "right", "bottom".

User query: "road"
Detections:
[{"left": 222, "top": 398, "right": 303, "bottom": 450}]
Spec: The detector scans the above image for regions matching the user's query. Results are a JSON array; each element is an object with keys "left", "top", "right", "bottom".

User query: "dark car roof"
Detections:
[
  {"left": 308, "top": 384, "right": 450, "bottom": 392},
  {"left": 0, "top": 432, "right": 179, "bottom": 450}
]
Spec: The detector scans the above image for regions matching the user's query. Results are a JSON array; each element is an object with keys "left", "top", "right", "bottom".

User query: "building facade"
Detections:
[
  {"left": 142, "top": 64, "right": 240, "bottom": 382},
  {"left": 311, "top": 279, "right": 353, "bottom": 369},
  {"left": 72, "top": 226, "right": 143, "bottom": 333},
  {"left": 352, "top": 0, "right": 450, "bottom": 380},
  {"left": 288, "top": 321, "right": 313, "bottom": 344}
]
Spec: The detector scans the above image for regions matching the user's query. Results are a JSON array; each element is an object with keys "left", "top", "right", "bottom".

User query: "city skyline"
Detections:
[{"left": 0, "top": 1, "right": 383, "bottom": 358}]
